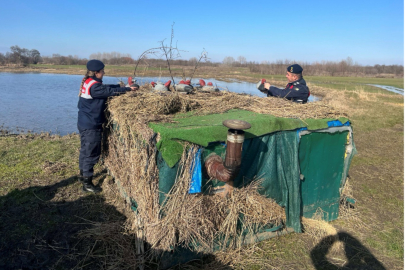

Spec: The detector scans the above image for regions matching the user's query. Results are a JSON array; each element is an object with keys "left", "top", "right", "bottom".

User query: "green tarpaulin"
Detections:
[
  {"left": 149, "top": 109, "right": 349, "bottom": 168},
  {"left": 116, "top": 110, "right": 355, "bottom": 234}
]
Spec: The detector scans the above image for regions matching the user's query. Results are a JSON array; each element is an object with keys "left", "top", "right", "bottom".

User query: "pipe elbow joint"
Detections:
[{"left": 205, "top": 153, "right": 239, "bottom": 182}]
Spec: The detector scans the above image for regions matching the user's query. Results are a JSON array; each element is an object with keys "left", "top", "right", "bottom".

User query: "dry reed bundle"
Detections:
[
  {"left": 103, "top": 86, "right": 344, "bottom": 258},
  {"left": 104, "top": 131, "right": 284, "bottom": 255},
  {"left": 339, "top": 178, "right": 355, "bottom": 218},
  {"left": 338, "top": 179, "right": 368, "bottom": 230},
  {"left": 107, "top": 85, "right": 347, "bottom": 144},
  {"left": 302, "top": 209, "right": 343, "bottom": 254}
]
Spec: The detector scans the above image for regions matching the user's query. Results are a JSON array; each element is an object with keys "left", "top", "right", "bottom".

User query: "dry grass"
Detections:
[
  {"left": 108, "top": 85, "right": 347, "bottom": 133},
  {"left": 76, "top": 221, "right": 141, "bottom": 270},
  {"left": 104, "top": 132, "right": 285, "bottom": 254},
  {"left": 302, "top": 214, "right": 343, "bottom": 254}
]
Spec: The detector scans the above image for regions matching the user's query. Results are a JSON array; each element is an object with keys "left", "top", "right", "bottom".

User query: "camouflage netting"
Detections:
[{"left": 103, "top": 85, "right": 347, "bottom": 255}]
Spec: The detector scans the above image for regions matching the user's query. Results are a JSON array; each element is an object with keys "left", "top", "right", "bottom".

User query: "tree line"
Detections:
[
  {"left": 225, "top": 56, "right": 404, "bottom": 77},
  {"left": 0, "top": 46, "right": 41, "bottom": 66},
  {"left": 0, "top": 45, "right": 402, "bottom": 77}
]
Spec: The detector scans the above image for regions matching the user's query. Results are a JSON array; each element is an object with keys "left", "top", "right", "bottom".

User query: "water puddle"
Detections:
[{"left": 367, "top": 84, "right": 404, "bottom": 95}]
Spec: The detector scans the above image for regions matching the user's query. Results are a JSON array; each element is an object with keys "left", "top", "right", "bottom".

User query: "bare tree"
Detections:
[
  {"left": 0, "top": 53, "right": 5, "bottom": 65},
  {"left": 28, "top": 49, "right": 41, "bottom": 64},
  {"left": 222, "top": 56, "right": 235, "bottom": 66},
  {"left": 237, "top": 56, "right": 246, "bottom": 66},
  {"left": 189, "top": 49, "right": 208, "bottom": 81},
  {"left": 189, "top": 57, "right": 198, "bottom": 65},
  {"left": 159, "top": 22, "right": 184, "bottom": 87},
  {"left": 132, "top": 47, "right": 161, "bottom": 77},
  {"left": 10, "top": 45, "right": 29, "bottom": 66}
]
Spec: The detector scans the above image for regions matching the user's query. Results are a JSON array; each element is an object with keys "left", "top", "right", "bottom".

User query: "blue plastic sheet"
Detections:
[
  {"left": 189, "top": 148, "right": 202, "bottom": 194},
  {"left": 327, "top": 120, "right": 350, "bottom": 127}
]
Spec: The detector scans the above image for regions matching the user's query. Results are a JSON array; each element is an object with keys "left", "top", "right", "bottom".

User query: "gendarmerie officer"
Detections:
[
  {"left": 257, "top": 64, "right": 310, "bottom": 103},
  {"left": 77, "top": 59, "right": 138, "bottom": 193}
]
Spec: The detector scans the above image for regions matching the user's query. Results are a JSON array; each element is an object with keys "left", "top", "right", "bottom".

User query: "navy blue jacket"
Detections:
[
  {"left": 77, "top": 76, "right": 131, "bottom": 129},
  {"left": 267, "top": 78, "right": 309, "bottom": 103}
]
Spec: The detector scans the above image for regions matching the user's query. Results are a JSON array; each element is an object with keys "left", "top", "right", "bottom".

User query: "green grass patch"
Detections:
[
  {"left": 351, "top": 155, "right": 392, "bottom": 167},
  {"left": 0, "top": 135, "right": 80, "bottom": 195},
  {"left": 33, "top": 64, "right": 87, "bottom": 69},
  {"left": 361, "top": 184, "right": 378, "bottom": 195},
  {"left": 308, "top": 76, "right": 404, "bottom": 89},
  {"left": 350, "top": 100, "right": 403, "bottom": 132},
  {"left": 366, "top": 228, "right": 404, "bottom": 259}
]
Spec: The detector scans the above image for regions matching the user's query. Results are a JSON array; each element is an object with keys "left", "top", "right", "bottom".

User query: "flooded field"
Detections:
[
  {"left": 368, "top": 84, "right": 404, "bottom": 95},
  {"left": 0, "top": 73, "right": 318, "bottom": 135}
]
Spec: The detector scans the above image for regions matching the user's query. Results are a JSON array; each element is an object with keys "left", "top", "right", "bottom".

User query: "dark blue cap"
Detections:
[
  {"left": 287, "top": 64, "right": 303, "bottom": 74},
  {"left": 86, "top": 59, "right": 105, "bottom": 71}
]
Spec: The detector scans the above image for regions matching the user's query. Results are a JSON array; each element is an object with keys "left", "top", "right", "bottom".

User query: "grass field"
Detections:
[{"left": 0, "top": 69, "right": 403, "bottom": 269}]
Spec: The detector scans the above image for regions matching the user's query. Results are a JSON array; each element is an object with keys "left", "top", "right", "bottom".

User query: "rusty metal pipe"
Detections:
[
  {"left": 205, "top": 120, "right": 251, "bottom": 186},
  {"left": 224, "top": 129, "right": 245, "bottom": 169},
  {"left": 205, "top": 154, "right": 234, "bottom": 183}
]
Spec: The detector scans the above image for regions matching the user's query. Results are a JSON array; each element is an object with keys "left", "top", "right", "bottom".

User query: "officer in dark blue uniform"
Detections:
[
  {"left": 257, "top": 64, "right": 310, "bottom": 103},
  {"left": 77, "top": 60, "right": 138, "bottom": 193}
]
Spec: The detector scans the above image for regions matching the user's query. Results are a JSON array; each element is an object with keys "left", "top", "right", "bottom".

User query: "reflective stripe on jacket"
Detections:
[{"left": 80, "top": 78, "right": 100, "bottom": 99}]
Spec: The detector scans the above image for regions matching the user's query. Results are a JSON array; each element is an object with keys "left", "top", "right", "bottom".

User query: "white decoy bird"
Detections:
[
  {"left": 175, "top": 79, "right": 193, "bottom": 93},
  {"left": 199, "top": 79, "right": 219, "bottom": 92},
  {"left": 151, "top": 80, "right": 171, "bottom": 91},
  {"left": 194, "top": 79, "right": 205, "bottom": 90},
  {"left": 126, "top": 77, "right": 139, "bottom": 87}
]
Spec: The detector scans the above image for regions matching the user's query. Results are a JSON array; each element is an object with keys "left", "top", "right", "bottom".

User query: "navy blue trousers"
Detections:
[{"left": 78, "top": 126, "right": 103, "bottom": 177}]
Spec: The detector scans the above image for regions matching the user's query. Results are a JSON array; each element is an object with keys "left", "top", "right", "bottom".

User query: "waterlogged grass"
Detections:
[{"left": 308, "top": 75, "right": 404, "bottom": 89}]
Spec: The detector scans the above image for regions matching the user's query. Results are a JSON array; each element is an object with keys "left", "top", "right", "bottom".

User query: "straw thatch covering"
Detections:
[{"left": 103, "top": 85, "right": 346, "bottom": 256}]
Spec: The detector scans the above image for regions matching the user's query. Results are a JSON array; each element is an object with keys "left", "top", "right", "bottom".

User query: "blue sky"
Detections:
[{"left": 0, "top": 0, "right": 403, "bottom": 65}]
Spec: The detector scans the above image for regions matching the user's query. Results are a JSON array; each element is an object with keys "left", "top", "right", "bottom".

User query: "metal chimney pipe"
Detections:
[{"left": 205, "top": 120, "right": 251, "bottom": 196}]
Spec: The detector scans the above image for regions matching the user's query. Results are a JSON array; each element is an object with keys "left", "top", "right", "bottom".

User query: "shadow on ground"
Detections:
[
  {"left": 0, "top": 173, "right": 232, "bottom": 270},
  {"left": 311, "top": 232, "right": 386, "bottom": 270}
]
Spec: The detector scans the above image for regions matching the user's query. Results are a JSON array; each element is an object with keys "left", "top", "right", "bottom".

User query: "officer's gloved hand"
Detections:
[{"left": 130, "top": 84, "right": 140, "bottom": 91}]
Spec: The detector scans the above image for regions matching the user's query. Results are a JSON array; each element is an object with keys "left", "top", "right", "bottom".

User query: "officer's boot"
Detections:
[
  {"left": 78, "top": 170, "right": 85, "bottom": 184},
  {"left": 82, "top": 176, "right": 102, "bottom": 193}
]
